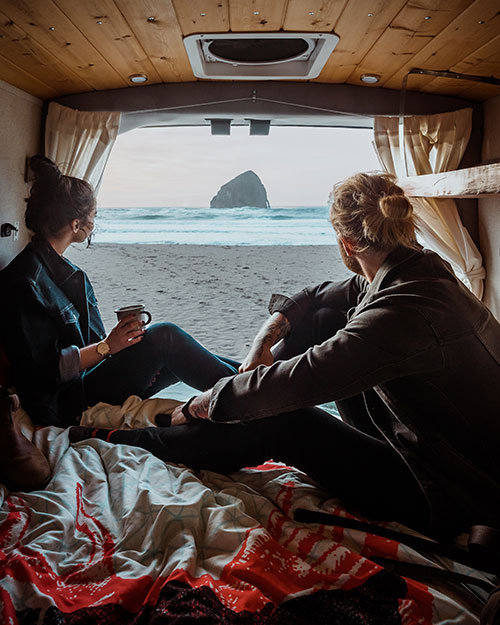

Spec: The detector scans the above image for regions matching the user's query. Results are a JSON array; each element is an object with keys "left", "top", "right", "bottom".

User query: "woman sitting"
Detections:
[{"left": 0, "top": 156, "right": 238, "bottom": 428}]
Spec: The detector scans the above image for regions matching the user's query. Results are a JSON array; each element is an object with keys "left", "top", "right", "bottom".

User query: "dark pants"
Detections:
[
  {"left": 72, "top": 318, "right": 434, "bottom": 534},
  {"left": 82, "top": 322, "right": 239, "bottom": 407}
]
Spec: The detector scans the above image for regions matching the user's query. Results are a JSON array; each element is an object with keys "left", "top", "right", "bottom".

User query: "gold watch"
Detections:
[{"left": 96, "top": 340, "right": 111, "bottom": 357}]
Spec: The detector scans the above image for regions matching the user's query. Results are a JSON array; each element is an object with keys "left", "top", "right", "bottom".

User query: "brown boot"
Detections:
[{"left": 0, "top": 386, "right": 51, "bottom": 492}]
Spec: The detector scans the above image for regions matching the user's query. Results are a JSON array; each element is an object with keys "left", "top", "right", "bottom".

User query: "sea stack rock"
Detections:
[{"left": 210, "top": 171, "right": 270, "bottom": 208}]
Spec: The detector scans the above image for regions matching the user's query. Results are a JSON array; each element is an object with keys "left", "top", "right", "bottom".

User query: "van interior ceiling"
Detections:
[{"left": 1, "top": 1, "right": 500, "bottom": 622}]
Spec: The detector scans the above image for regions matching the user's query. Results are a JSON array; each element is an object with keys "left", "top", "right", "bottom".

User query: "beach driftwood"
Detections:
[{"left": 398, "top": 162, "right": 500, "bottom": 199}]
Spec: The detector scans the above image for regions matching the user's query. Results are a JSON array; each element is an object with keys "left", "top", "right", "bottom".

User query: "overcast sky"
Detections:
[{"left": 98, "top": 125, "right": 381, "bottom": 208}]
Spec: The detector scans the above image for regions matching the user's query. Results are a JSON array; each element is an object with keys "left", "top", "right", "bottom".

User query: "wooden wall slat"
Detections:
[
  {"left": 172, "top": 0, "right": 229, "bottom": 36},
  {"left": 348, "top": 0, "right": 474, "bottom": 88},
  {"left": 0, "top": 0, "right": 127, "bottom": 92},
  {"left": 0, "top": 52, "right": 59, "bottom": 99},
  {"left": 382, "top": 0, "right": 500, "bottom": 92},
  {"left": 399, "top": 162, "right": 500, "bottom": 198},
  {"left": 229, "top": 0, "right": 287, "bottom": 31},
  {"left": 315, "top": 0, "right": 407, "bottom": 84},
  {"left": 283, "top": 0, "right": 347, "bottom": 32},
  {"left": 0, "top": 11, "right": 93, "bottom": 95},
  {"left": 52, "top": 0, "right": 162, "bottom": 85},
  {"left": 115, "top": 0, "right": 194, "bottom": 82}
]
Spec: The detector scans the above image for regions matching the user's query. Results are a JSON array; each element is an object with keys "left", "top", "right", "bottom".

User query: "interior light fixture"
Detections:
[
  {"left": 129, "top": 73, "right": 148, "bottom": 84},
  {"left": 360, "top": 73, "right": 380, "bottom": 84}
]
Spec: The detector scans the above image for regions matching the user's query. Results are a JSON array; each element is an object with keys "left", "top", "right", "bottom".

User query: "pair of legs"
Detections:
[
  {"left": 82, "top": 322, "right": 239, "bottom": 407},
  {"left": 70, "top": 316, "right": 434, "bottom": 534}
]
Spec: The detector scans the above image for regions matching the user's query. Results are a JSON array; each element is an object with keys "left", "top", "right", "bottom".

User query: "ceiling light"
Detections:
[
  {"left": 129, "top": 73, "right": 148, "bottom": 84},
  {"left": 360, "top": 73, "right": 380, "bottom": 83}
]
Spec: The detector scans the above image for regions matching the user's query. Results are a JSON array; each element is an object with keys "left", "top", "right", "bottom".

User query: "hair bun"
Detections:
[
  {"left": 378, "top": 194, "right": 413, "bottom": 221},
  {"left": 29, "top": 155, "right": 62, "bottom": 182}
]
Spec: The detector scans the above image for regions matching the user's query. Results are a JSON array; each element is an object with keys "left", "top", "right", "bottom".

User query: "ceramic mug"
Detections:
[{"left": 114, "top": 304, "right": 152, "bottom": 326}]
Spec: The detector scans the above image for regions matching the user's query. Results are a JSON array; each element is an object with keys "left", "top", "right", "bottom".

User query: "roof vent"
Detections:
[{"left": 184, "top": 33, "right": 338, "bottom": 80}]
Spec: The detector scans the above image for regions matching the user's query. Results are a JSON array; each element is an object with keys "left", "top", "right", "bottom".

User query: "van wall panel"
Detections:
[
  {"left": 0, "top": 79, "right": 42, "bottom": 269},
  {"left": 479, "top": 93, "right": 500, "bottom": 318}
]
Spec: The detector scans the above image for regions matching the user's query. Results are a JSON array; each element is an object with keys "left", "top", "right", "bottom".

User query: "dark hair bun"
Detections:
[{"left": 29, "top": 155, "right": 62, "bottom": 182}]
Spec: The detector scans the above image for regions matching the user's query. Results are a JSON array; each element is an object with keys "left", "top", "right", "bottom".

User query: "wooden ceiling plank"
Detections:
[
  {"left": 418, "top": 77, "right": 485, "bottom": 100},
  {"left": 0, "top": 52, "right": 59, "bottom": 99},
  {"left": 115, "top": 0, "right": 194, "bottom": 82},
  {"left": 52, "top": 0, "right": 162, "bottom": 84},
  {"left": 315, "top": 0, "right": 408, "bottom": 84},
  {"left": 455, "top": 83, "right": 500, "bottom": 100},
  {"left": 0, "top": 0, "right": 127, "bottom": 92},
  {"left": 229, "top": 0, "right": 287, "bottom": 31},
  {"left": 399, "top": 162, "right": 500, "bottom": 198},
  {"left": 420, "top": 78, "right": 500, "bottom": 100},
  {"left": 283, "top": 0, "right": 347, "bottom": 32},
  {"left": 420, "top": 32, "right": 500, "bottom": 97},
  {"left": 0, "top": 12, "right": 93, "bottom": 94},
  {"left": 382, "top": 0, "right": 500, "bottom": 92},
  {"left": 172, "top": 0, "right": 229, "bottom": 36},
  {"left": 347, "top": 0, "right": 474, "bottom": 87}
]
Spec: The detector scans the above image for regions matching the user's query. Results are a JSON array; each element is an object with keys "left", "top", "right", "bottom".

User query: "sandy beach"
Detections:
[{"left": 66, "top": 243, "right": 350, "bottom": 361}]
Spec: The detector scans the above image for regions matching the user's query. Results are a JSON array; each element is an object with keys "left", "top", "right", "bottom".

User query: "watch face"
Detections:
[{"left": 97, "top": 341, "right": 110, "bottom": 355}]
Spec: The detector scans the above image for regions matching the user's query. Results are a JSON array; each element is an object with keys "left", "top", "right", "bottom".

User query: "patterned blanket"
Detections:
[{"left": 0, "top": 416, "right": 489, "bottom": 624}]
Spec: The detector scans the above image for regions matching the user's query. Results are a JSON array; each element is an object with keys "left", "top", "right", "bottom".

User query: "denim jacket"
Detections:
[
  {"left": 209, "top": 247, "right": 500, "bottom": 529},
  {"left": 0, "top": 239, "right": 105, "bottom": 426}
]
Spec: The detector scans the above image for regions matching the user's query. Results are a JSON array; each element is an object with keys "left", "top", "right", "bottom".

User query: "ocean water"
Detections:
[{"left": 93, "top": 205, "right": 336, "bottom": 245}]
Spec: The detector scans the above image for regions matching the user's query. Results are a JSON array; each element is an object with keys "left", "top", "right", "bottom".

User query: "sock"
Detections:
[{"left": 69, "top": 426, "right": 117, "bottom": 444}]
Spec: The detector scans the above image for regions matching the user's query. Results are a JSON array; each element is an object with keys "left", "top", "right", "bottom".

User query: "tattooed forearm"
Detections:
[{"left": 254, "top": 312, "right": 291, "bottom": 347}]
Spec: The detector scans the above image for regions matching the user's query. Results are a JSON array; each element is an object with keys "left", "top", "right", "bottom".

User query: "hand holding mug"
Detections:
[{"left": 106, "top": 314, "right": 146, "bottom": 354}]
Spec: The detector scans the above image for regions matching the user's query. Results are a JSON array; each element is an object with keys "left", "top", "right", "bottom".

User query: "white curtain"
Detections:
[
  {"left": 45, "top": 102, "right": 121, "bottom": 191},
  {"left": 373, "top": 108, "right": 485, "bottom": 299}
]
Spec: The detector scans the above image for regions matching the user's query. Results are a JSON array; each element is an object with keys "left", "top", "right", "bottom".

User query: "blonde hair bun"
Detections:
[
  {"left": 330, "top": 172, "right": 418, "bottom": 252},
  {"left": 378, "top": 194, "right": 413, "bottom": 221}
]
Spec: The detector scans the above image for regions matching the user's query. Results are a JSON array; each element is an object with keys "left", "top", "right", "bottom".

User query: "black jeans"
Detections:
[
  {"left": 82, "top": 322, "right": 239, "bottom": 407},
  {"left": 77, "top": 408, "right": 430, "bottom": 532},
  {"left": 73, "top": 320, "right": 432, "bottom": 534}
]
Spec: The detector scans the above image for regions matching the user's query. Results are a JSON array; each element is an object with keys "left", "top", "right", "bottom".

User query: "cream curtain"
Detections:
[
  {"left": 373, "top": 108, "right": 485, "bottom": 299},
  {"left": 45, "top": 102, "right": 121, "bottom": 190}
]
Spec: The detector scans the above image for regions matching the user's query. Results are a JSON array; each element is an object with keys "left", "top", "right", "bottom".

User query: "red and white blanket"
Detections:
[{"left": 0, "top": 417, "right": 488, "bottom": 624}]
